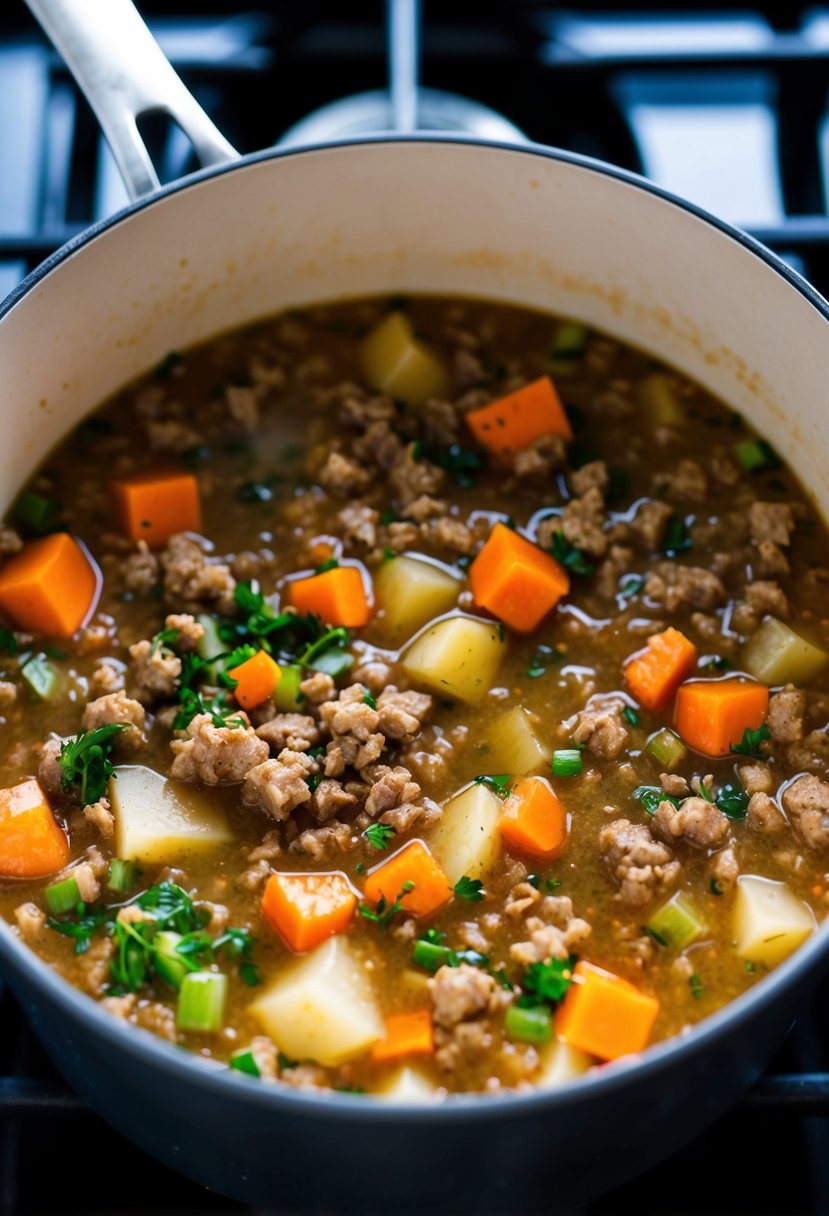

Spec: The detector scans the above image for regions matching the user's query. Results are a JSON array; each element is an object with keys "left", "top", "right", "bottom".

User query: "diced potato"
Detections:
[
  {"left": 744, "top": 617, "right": 829, "bottom": 686},
  {"left": 482, "top": 705, "right": 550, "bottom": 775},
  {"left": 637, "top": 372, "right": 684, "bottom": 425},
  {"left": 733, "top": 875, "right": 814, "bottom": 967},
  {"left": 249, "top": 937, "right": 383, "bottom": 1066},
  {"left": 374, "top": 554, "right": 462, "bottom": 644},
  {"left": 377, "top": 1066, "right": 437, "bottom": 1104},
  {"left": 536, "top": 1039, "right": 594, "bottom": 1089},
  {"left": 402, "top": 614, "right": 505, "bottom": 703},
  {"left": 109, "top": 765, "right": 232, "bottom": 865},
  {"left": 360, "top": 312, "right": 449, "bottom": 405},
  {"left": 429, "top": 782, "right": 502, "bottom": 885}
]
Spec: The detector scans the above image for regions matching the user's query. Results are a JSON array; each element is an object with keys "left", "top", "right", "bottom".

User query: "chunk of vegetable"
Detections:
[
  {"left": 371, "top": 1010, "right": 435, "bottom": 1062},
  {"left": 0, "top": 533, "right": 99, "bottom": 638},
  {"left": 637, "top": 372, "right": 684, "bottom": 425},
  {"left": 647, "top": 892, "right": 705, "bottom": 950},
  {"left": 44, "top": 875, "right": 81, "bottom": 916},
  {"left": 360, "top": 311, "right": 449, "bottom": 405},
  {"left": 377, "top": 1066, "right": 435, "bottom": 1103},
  {"left": 555, "top": 960, "right": 660, "bottom": 1061},
  {"left": 482, "top": 706, "right": 550, "bottom": 776},
  {"left": 261, "top": 871, "right": 357, "bottom": 953},
  {"left": 374, "top": 554, "right": 461, "bottom": 643},
  {"left": 402, "top": 614, "right": 505, "bottom": 703},
  {"left": 250, "top": 936, "right": 383, "bottom": 1065},
  {"left": 153, "top": 930, "right": 190, "bottom": 990},
  {"left": 21, "top": 655, "right": 60, "bottom": 700},
  {"left": 674, "top": 677, "right": 769, "bottom": 757},
  {"left": 273, "top": 662, "right": 304, "bottom": 711},
  {"left": 465, "top": 376, "right": 573, "bottom": 460},
  {"left": 109, "top": 765, "right": 232, "bottom": 865},
  {"left": 228, "top": 648, "right": 281, "bottom": 710},
  {"left": 363, "top": 840, "right": 451, "bottom": 918},
  {"left": 505, "top": 1004, "right": 552, "bottom": 1044},
  {"left": 733, "top": 438, "right": 777, "bottom": 472},
  {"left": 176, "top": 971, "right": 227, "bottom": 1033},
  {"left": 733, "top": 875, "right": 814, "bottom": 967},
  {"left": 624, "top": 627, "right": 698, "bottom": 712},
  {"left": 0, "top": 779, "right": 69, "bottom": 878},
  {"left": 288, "top": 566, "right": 371, "bottom": 628},
  {"left": 499, "top": 776, "right": 568, "bottom": 861},
  {"left": 110, "top": 470, "right": 201, "bottom": 548},
  {"left": 429, "top": 782, "right": 502, "bottom": 885},
  {"left": 536, "top": 1040, "right": 594, "bottom": 1089},
  {"left": 744, "top": 617, "right": 829, "bottom": 686},
  {"left": 469, "top": 523, "right": 570, "bottom": 633},
  {"left": 645, "top": 727, "right": 686, "bottom": 769},
  {"left": 547, "top": 320, "right": 590, "bottom": 378}
]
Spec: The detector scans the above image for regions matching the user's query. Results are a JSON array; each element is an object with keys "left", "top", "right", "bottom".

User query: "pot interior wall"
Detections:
[{"left": 0, "top": 139, "right": 826, "bottom": 512}]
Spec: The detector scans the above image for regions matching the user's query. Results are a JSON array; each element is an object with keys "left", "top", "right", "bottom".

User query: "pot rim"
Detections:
[{"left": 2, "top": 132, "right": 829, "bottom": 1123}]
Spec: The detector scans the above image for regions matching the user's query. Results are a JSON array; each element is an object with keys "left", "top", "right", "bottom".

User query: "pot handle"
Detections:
[{"left": 26, "top": 0, "right": 238, "bottom": 201}]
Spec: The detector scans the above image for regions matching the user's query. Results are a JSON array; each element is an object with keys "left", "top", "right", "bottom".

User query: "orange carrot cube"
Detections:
[
  {"left": 228, "top": 649, "right": 281, "bottom": 710},
  {"left": 0, "top": 779, "right": 69, "bottom": 878},
  {"left": 0, "top": 533, "right": 99, "bottom": 638},
  {"left": 625, "top": 627, "right": 698, "bottom": 712},
  {"left": 674, "top": 677, "right": 769, "bottom": 757},
  {"left": 469, "top": 523, "right": 570, "bottom": 633},
  {"left": 363, "top": 841, "right": 451, "bottom": 919},
  {"left": 499, "top": 776, "right": 568, "bottom": 860},
  {"left": 465, "top": 376, "right": 573, "bottom": 461},
  {"left": 371, "top": 1010, "right": 435, "bottom": 1062},
  {"left": 288, "top": 566, "right": 371, "bottom": 628},
  {"left": 261, "top": 871, "right": 357, "bottom": 953},
  {"left": 555, "top": 960, "right": 660, "bottom": 1061},
  {"left": 110, "top": 469, "right": 201, "bottom": 548}
]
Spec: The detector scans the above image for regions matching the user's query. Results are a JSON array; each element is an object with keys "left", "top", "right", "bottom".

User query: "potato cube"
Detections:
[
  {"left": 428, "top": 782, "right": 502, "bottom": 885},
  {"left": 249, "top": 936, "right": 383, "bottom": 1066},
  {"left": 374, "top": 554, "right": 461, "bottom": 644},
  {"left": 733, "top": 874, "right": 814, "bottom": 967},
  {"left": 377, "top": 1066, "right": 436, "bottom": 1104},
  {"left": 482, "top": 706, "right": 550, "bottom": 775},
  {"left": 109, "top": 765, "right": 232, "bottom": 865},
  {"left": 744, "top": 617, "right": 829, "bottom": 686},
  {"left": 402, "top": 614, "right": 505, "bottom": 703},
  {"left": 360, "top": 312, "right": 449, "bottom": 405},
  {"left": 536, "top": 1039, "right": 594, "bottom": 1089}
]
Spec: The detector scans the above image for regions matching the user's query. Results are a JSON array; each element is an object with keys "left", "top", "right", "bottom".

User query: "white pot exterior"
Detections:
[{"left": 1, "top": 138, "right": 827, "bottom": 514}]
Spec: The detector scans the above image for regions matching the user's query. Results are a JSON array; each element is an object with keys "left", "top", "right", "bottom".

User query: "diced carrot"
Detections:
[
  {"left": 674, "top": 677, "right": 769, "bottom": 757},
  {"left": 555, "top": 960, "right": 660, "bottom": 1061},
  {"left": 228, "top": 649, "right": 281, "bottom": 711},
  {"left": 261, "top": 871, "right": 357, "bottom": 953},
  {"left": 469, "top": 523, "right": 570, "bottom": 633},
  {"left": 0, "top": 533, "right": 99, "bottom": 638},
  {"left": 363, "top": 841, "right": 452, "bottom": 919},
  {"left": 624, "top": 627, "right": 698, "bottom": 712},
  {"left": 465, "top": 376, "right": 573, "bottom": 461},
  {"left": 371, "top": 1010, "right": 435, "bottom": 1062},
  {"left": 288, "top": 565, "right": 371, "bottom": 628},
  {"left": 0, "top": 779, "right": 69, "bottom": 878},
  {"left": 110, "top": 469, "right": 201, "bottom": 548},
  {"left": 499, "top": 776, "right": 568, "bottom": 860}
]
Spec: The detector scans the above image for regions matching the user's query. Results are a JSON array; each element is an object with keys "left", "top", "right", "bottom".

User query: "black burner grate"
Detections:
[{"left": 3, "top": 3, "right": 829, "bottom": 1212}]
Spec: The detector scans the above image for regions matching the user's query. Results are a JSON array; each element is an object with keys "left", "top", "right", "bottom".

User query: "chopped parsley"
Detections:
[
  {"left": 520, "top": 955, "right": 576, "bottom": 1007},
  {"left": 549, "top": 529, "right": 593, "bottom": 576},
  {"left": 363, "top": 823, "right": 396, "bottom": 850},
  {"left": 527, "top": 875, "right": 562, "bottom": 893},
  {"left": 633, "top": 785, "right": 679, "bottom": 816},
  {"left": 0, "top": 627, "right": 19, "bottom": 656},
  {"left": 453, "top": 876, "right": 485, "bottom": 902},
  {"left": 315, "top": 557, "right": 339, "bottom": 574},
  {"left": 732, "top": 724, "right": 771, "bottom": 758},
  {"left": 362, "top": 690, "right": 377, "bottom": 710},
  {"left": 710, "top": 878, "right": 724, "bottom": 896},
  {"left": 664, "top": 518, "right": 693, "bottom": 557},
  {"left": 150, "top": 626, "right": 180, "bottom": 657},
  {"left": 58, "top": 724, "right": 128, "bottom": 805},
  {"left": 618, "top": 574, "right": 644, "bottom": 601},
  {"left": 415, "top": 441, "right": 487, "bottom": 489},
  {"left": 622, "top": 706, "right": 639, "bottom": 727},
  {"left": 689, "top": 973, "right": 704, "bottom": 1000},
  {"left": 358, "top": 881, "right": 415, "bottom": 930},
  {"left": 715, "top": 782, "right": 749, "bottom": 820},
  {"left": 473, "top": 773, "right": 511, "bottom": 799},
  {"left": 527, "top": 643, "right": 564, "bottom": 678},
  {"left": 702, "top": 655, "right": 731, "bottom": 672}
]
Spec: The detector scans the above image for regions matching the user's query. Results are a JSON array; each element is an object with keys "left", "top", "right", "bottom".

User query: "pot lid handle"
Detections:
[{"left": 26, "top": 0, "right": 238, "bottom": 201}]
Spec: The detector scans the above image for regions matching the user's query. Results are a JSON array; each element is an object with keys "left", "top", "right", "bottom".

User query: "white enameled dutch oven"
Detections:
[{"left": 1, "top": 2, "right": 829, "bottom": 1210}]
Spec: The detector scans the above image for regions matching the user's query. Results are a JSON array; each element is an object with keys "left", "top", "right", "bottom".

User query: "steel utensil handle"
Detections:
[{"left": 26, "top": 0, "right": 238, "bottom": 200}]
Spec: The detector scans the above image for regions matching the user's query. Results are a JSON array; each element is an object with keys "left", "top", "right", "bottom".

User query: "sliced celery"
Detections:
[
  {"left": 733, "top": 438, "right": 778, "bottom": 472},
  {"left": 274, "top": 663, "right": 304, "bottom": 711},
  {"left": 153, "top": 931, "right": 191, "bottom": 990},
  {"left": 21, "top": 655, "right": 59, "bottom": 700},
  {"left": 744, "top": 617, "right": 829, "bottom": 686},
  {"left": 14, "top": 490, "right": 61, "bottom": 532},
  {"left": 645, "top": 728, "right": 687, "bottom": 769},
  {"left": 547, "top": 320, "right": 590, "bottom": 377},
  {"left": 637, "top": 372, "right": 684, "bottom": 426},
  {"left": 647, "top": 892, "right": 705, "bottom": 951},
  {"left": 44, "top": 876, "right": 81, "bottom": 916},
  {"left": 196, "top": 614, "right": 226, "bottom": 678},
  {"left": 176, "top": 971, "right": 227, "bottom": 1032},
  {"left": 504, "top": 1004, "right": 553, "bottom": 1045},
  {"left": 230, "top": 1048, "right": 261, "bottom": 1077},
  {"left": 106, "top": 858, "right": 141, "bottom": 893}
]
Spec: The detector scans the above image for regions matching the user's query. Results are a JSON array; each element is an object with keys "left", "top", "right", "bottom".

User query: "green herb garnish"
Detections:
[
  {"left": 664, "top": 518, "right": 693, "bottom": 557},
  {"left": 633, "top": 785, "right": 679, "bottom": 816},
  {"left": 527, "top": 643, "right": 564, "bottom": 678},
  {"left": 363, "top": 823, "right": 397, "bottom": 850},
  {"left": 732, "top": 724, "right": 771, "bottom": 758},
  {"left": 58, "top": 724, "right": 128, "bottom": 805},
  {"left": 453, "top": 876, "right": 485, "bottom": 902},
  {"left": 473, "top": 773, "right": 511, "bottom": 799},
  {"left": 550, "top": 530, "right": 593, "bottom": 576}
]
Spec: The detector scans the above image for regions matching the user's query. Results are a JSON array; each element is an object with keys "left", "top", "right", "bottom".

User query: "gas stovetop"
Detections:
[{"left": 3, "top": 3, "right": 829, "bottom": 1213}]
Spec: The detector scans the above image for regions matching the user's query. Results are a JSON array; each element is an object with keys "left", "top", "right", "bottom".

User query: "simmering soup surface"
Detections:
[{"left": 0, "top": 295, "right": 827, "bottom": 1097}]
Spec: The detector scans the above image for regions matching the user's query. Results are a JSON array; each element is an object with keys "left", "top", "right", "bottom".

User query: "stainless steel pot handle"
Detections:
[{"left": 26, "top": 0, "right": 238, "bottom": 201}]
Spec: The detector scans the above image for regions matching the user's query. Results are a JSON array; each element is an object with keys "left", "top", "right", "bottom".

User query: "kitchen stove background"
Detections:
[{"left": 2, "top": 2, "right": 829, "bottom": 1213}]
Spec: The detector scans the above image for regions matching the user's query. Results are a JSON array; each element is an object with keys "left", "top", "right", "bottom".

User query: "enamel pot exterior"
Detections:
[{"left": 1, "top": 138, "right": 829, "bottom": 1209}]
